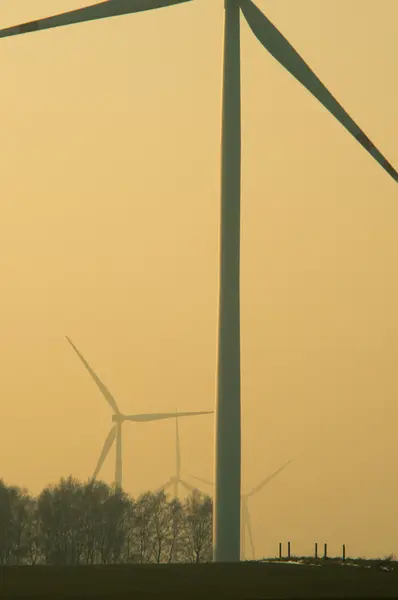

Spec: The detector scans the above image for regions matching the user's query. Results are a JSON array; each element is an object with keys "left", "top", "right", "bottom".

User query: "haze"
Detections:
[{"left": 1, "top": 0, "right": 397, "bottom": 560}]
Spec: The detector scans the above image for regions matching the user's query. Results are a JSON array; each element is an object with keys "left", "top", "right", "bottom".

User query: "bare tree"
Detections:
[
  {"left": 181, "top": 489, "right": 213, "bottom": 563},
  {"left": 98, "top": 488, "right": 131, "bottom": 564},
  {"left": 0, "top": 481, "right": 33, "bottom": 565},
  {"left": 25, "top": 500, "right": 42, "bottom": 565},
  {"left": 149, "top": 490, "right": 175, "bottom": 564},
  {"left": 0, "top": 476, "right": 215, "bottom": 564},
  {"left": 9, "top": 487, "right": 33, "bottom": 564},
  {"left": 0, "top": 481, "right": 17, "bottom": 564},
  {"left": 37, "top": 476, "right": 91, "bottom": 564},
  {"left": 167, "top": 497, "right": 184, "bottom": 563}
]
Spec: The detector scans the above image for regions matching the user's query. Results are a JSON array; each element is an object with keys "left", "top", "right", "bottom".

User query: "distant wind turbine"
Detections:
[
  {"left": 1, "top": 0, "right": 396, "bottom": 562},
  {"left": 159, "top": 410, "right": 212, "bottom": 498},
  {"left": 192, "top": 459, "right": 291, "bottom": 560},
  {"left": 66, "top": 337, "right": 213, "bottom": 491}
]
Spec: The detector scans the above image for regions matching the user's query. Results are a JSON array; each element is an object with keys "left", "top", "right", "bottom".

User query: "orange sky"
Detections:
[{"left": 1, "top": 0, "right": 397, "bottom": 560}]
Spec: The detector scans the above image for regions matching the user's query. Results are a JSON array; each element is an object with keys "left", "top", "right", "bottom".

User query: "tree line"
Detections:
[{"left": 0, "top": 477, "right": 212, "bottom": 565}]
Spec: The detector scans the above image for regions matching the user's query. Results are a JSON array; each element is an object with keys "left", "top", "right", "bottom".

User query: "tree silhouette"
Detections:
[
  {"left": 182, "top": 489, "right": 213, "bottom": 563},
  {"left": 0, "top": 476, "right": 213, "bottom": 564}
]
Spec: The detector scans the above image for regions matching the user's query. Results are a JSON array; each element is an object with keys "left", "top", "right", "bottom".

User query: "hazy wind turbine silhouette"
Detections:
[
  {"left": 192, "top": 459, "right": 291, "bottom": 560},
  {"left": 66, "top": 337, "right": 213, "bottom": 491},
  {"left": 1, "top": 0, "right": 397, "bottom": 562},
  {"left": 159, "top": 410, "right": 210, "bottom": 498}
]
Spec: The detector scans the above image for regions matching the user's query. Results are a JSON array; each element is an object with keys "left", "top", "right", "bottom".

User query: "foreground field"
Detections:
[{"left": 1, "top": 560, "right": 398, "bottom": 599}]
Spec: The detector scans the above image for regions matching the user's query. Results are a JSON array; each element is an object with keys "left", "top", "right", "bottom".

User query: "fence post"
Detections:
[
  {"left": 342, "top": 544, "right": 345, "bottom": 561},
  {"left": 314, "top": 542, "right": 318, "bottom": 559},
  {"left": 324, "top": 543, "right": 327, "bottom": 559},
  {"left": 279, "top": 542, "right": 282, "bottom": 559},
  {"left": 287, "top": 541, "right": 291, "bottom": 559}
]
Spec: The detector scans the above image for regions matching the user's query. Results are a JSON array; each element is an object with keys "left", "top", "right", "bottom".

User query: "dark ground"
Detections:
[{"left": 1, "top": 559, "right": 398, "bottom": 599}]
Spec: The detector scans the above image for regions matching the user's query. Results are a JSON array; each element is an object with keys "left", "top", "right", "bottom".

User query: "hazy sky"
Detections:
[{"left": 1, "top": 0, "right": 397, "bottom": 560}]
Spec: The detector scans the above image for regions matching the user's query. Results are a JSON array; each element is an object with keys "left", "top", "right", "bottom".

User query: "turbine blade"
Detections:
[
  {"left": 179, "top": 479, "right": 197, "bottom": 494},
  {"left": 122, "top": 410, "right": 213, "bottom": 422},
  {"left": 115, "top": 423, "right": 122, "bottom": 491},
  {"left": 239, "top": 0, "right": 398, "bottom": 183},
  {"left": 191, "top": 475, "right": 214, "bottom": 488},
  {"left": 158, "top": 478, "right": 174, "bottom": 492},
  {"left": 175, "top": 413, "right": 181, "bottom": 479},
  {"left": 0, "top": 0, "right": 192, "bottom": 40},
  {"left": 240, "top": 500, "right": 246, "bottom": 561},
  {"left": 174, "top": 410, "right": 214, "bottom": 417},
  {"left": 92, "top": 426, "right": 117, "bottom": 481},
  {"left": 243, "top": 499, "right": 255, "bottom": 559},
  {"left": 66, "top": 337, "right": 120, "bottom": 414},
  {"left": 247, "top": 459, "right": 292, "bottom": 497}
]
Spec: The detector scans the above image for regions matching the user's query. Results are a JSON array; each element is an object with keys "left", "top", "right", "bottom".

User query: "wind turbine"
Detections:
[
  {"left": 1, "top": 0, "right": 396, "bottom": 563},
  {"left": 66, "top": 336, "right": 213, "bottom": 491},
  {"left": 192, "top": 459, "right": 291, "bottom": 560},
  {"left": 159, "top": 410, "right": 210, "bottom": 499}
]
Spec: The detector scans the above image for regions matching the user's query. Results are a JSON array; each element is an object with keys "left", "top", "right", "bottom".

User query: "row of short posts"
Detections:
[{"left": 279, "top": 542, "right": 346, "bottom": 561}]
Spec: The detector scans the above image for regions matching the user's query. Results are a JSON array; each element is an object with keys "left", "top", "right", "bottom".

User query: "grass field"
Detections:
[{"left": 1, "top": 559, "right": 398, "bottom": 599}]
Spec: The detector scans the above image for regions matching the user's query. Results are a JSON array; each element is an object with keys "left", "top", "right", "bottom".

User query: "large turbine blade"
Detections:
[
  {"left": 191, "top": 475, "right": 214, "bottom": 488},
  {"left": 92, "top": 426, "right": 117, "bottom": 481},
  {"left": 247, "top": 459, "right": 292, "bottom": 497},
  {"left": 122, "top": 410, "right": 213, "bottom": 422},
  {"left": 239, "top": 0, "right": 398, "bottom": 183},
  {"left": 0, "top": 0, "right": 192, "bottom": 40},
  {"left": 66, "top": 337, "right": 120, "bottom": 414}
]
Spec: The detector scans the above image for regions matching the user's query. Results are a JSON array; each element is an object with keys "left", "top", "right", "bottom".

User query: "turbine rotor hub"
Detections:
[{"left": 112, "top": 413, "right": 124, "bottom": 424}]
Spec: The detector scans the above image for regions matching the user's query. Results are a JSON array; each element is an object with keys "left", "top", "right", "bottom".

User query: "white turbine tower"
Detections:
[
  {"left": 1, "top": 0, "right": 396, "bottom": 562},
  {"left": 159, "top": 410, "right": 209, "bottom": 498},
  {"left": 66, "top": 337, "right": 213, "bottom": 491},
  {"left": 192, "top": 459, "right": 291, "bottom": 560}
]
